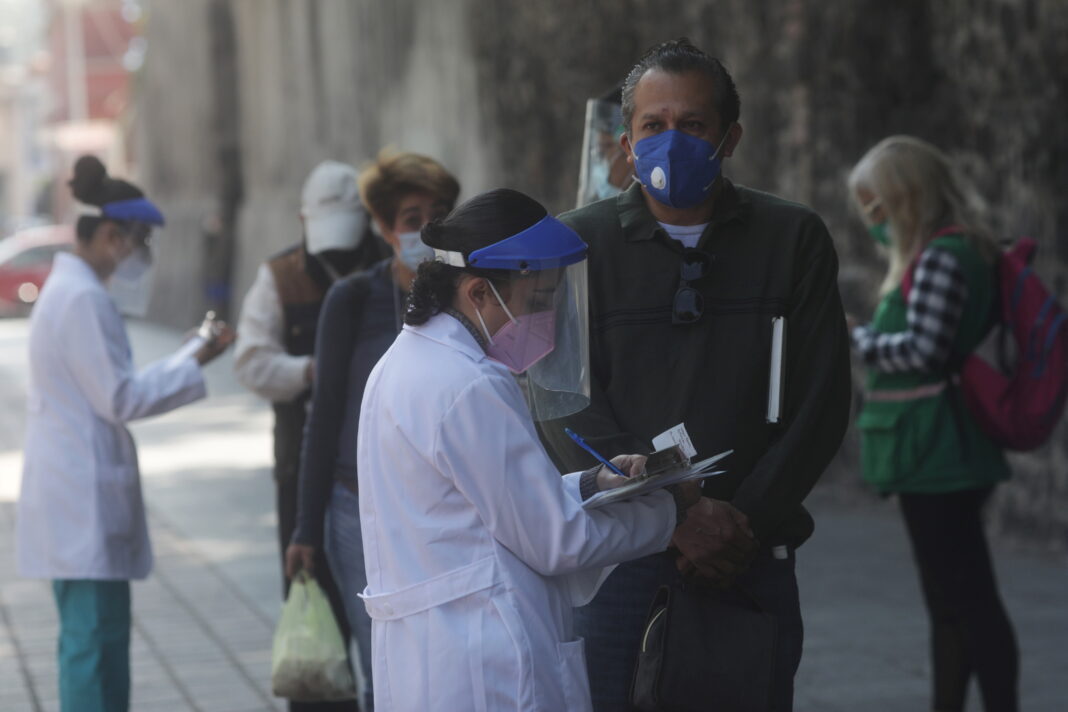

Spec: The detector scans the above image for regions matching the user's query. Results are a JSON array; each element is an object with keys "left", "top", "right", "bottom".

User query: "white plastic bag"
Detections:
[{"left": 271, "top": 573, "right": 356, "bottom": 702}]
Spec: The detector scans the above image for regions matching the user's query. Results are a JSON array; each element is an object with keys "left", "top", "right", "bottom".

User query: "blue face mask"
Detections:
[
  {"left": 397, "top": 231, "right": 435, "bottom": 270},
  {"left": 633, "top": 128, "right": 731, "bottom": 209}
]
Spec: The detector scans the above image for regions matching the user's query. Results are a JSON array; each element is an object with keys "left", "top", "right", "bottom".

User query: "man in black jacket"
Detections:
[{"left": 539, "top": 39, "right": 851, "bottom": 711}]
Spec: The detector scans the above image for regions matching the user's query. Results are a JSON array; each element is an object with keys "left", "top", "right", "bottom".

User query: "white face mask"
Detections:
[
  {"left": 108, "top": 244, "right": 155, "bottom": 317},
  {"left": 397, "top": 231, "right": 435, "bottom": 270}
]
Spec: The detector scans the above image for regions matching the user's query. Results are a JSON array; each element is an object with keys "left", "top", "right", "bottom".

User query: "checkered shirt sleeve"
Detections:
[{"left": 851, "top": 247, "right": 969, "bottom": 374}]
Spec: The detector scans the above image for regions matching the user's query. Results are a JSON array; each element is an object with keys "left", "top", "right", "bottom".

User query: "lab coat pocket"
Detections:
[
  {"left": 476, "top": 594, "right": 524, "bottom": 709},
  {"left": 557, "top": 637, "right": 592, "bottom": 707},
  {"left": 96, "top": 465, "right": 140, "bottom": 543}
]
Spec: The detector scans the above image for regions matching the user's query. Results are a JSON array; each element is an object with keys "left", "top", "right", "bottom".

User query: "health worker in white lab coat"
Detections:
[
  {"left": 356, "top": 188, "right": 703, "bottom": 712},
  {"left": 16, "top": 156, "right": 235, "bottom": 712}
]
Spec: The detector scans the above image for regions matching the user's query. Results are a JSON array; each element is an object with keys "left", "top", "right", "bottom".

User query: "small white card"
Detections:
[{"left": 651, "top": 423, "right": 697, "bottom": 459}]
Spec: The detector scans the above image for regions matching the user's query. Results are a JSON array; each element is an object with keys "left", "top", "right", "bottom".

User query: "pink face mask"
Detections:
[{"left": 475, "top": 281, "right": 557, "bottom": 374}]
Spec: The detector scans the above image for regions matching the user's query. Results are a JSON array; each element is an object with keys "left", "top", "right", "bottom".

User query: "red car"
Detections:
[{"left": 0, "top": 225, "right": 75, "bottom": 316}]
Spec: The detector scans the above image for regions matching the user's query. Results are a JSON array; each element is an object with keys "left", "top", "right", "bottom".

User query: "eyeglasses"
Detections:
[{"left": 672, "top": 249, "right": 714, "bottom": 325}]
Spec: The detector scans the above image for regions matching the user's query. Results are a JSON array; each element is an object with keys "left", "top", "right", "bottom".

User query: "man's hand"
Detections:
[
  {"left": 284, "top": 543, "right": 316, "bottom": 580},
  {"left": 596, "top": 453, "right": 647, "bottom": 490},
  {"left": 672, "top": 497, "right": 758, "bottom": 588},
  {"left": 194, "top": 323, "right": 236, "bottom": 365}
]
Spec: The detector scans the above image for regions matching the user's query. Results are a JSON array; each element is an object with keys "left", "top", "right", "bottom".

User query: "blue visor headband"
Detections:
[
  {"left": 434, "top": 215, "right": 587, "bottom": 271},
  {"left": 78, "top": 197, "right": 165, "bottom": 226}
]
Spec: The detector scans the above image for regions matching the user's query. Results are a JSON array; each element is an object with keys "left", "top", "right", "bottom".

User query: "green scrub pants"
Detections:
[{"left": 52, "top": 580, "right": 131, "bottom": 712}]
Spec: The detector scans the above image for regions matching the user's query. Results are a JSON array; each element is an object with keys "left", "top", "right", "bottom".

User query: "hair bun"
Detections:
[
  {"left": 420, "top": 218, "right": 446, "bottom": 248},
  {"left": 68, "top": 155, "right": 109, "bottom": 205}
]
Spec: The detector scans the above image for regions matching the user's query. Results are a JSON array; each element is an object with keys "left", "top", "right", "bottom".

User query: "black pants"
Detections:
[
  {"left": 898, "top": 487, "right": 1018, "bottom": 712},
  {"left": 277, "top": 477, "right": 360, "bottom": 712}
]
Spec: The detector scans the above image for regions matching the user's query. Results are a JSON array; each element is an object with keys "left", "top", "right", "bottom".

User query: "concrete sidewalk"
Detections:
[
  {"left": 0, "top": 318, "right": 1065, "bottom": 711},
  {"left": 0, "top": 318, "right": 284, "bottom": 712}
]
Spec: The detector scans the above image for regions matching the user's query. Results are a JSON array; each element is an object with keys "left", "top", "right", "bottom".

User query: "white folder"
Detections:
[{"left": 767, "top": 316, "right": 786, "bottom": 423}]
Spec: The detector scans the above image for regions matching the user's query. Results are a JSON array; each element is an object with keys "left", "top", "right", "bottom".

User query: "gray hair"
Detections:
[{"left": 620, "top": 38, "right": 740, "bottom": 135}]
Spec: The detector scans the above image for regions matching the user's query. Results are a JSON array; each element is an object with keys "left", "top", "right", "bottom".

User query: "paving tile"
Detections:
[{"left": 129, "top": 682, "right": 190, "bottom": 706}]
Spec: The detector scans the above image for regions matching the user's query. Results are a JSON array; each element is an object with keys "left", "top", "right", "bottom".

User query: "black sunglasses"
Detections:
[{"left": 672, "top": 249, "right": 714, "bottom": 325}]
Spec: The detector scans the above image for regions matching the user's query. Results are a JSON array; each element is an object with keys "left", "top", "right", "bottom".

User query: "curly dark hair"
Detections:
[{"left": 404, "top": 188, "right": 547, "bottom": 326}]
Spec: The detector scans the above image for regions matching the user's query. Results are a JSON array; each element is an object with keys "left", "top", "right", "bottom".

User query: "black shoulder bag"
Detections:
[{"left": 629, "top": 580, "right": 777, "bottom": 712}]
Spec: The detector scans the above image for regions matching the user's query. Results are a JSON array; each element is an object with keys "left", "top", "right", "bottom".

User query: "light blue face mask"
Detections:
[
  {"left": 589, "top": 159, "right": 620, "bottom": 201},
  {"left": 397, "top": 231, "right": 435, "bottom": 270}
]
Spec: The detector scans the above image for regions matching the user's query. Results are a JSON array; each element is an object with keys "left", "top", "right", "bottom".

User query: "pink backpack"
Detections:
[{"left": 903, "top": 235, "right": 1068, "bottom": 451}]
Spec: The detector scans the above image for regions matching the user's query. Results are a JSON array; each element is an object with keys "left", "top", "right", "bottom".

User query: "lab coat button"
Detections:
[{"left": 381, "top": 602, "right": 393, "bottom": 616}]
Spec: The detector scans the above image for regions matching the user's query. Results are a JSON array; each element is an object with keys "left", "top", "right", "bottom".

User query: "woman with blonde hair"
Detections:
[
  {"left": 285, "top": 149, "right": 460, "bottom": 710},
  {"left": 847, "top": 135, "right": 1018, "bottom": 712}
]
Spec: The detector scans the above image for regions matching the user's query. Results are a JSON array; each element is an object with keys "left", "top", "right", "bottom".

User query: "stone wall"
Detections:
[{"left": 135, "top": 0, "right": 1068, "bottom": 547}]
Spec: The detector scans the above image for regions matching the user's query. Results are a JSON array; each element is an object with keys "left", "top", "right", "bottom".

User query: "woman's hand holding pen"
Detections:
[{"left": 596, "top": 453, "right": 647, "bottom": 490}]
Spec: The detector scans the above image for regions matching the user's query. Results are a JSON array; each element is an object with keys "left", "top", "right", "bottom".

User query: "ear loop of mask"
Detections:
[
  {"left": 701, "top": 124, "right": 735, "bottom": 192},
  {"left": 472, "top": 279, "right": 518, "bottom": 346}
]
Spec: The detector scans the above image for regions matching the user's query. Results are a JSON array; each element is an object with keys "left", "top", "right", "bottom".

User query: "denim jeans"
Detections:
[
  {"left": 575, "top": 548, "right": 804, "bottom": 712},
  {"left": 325, "top": 482, "right": 374, "bottom": 711}
]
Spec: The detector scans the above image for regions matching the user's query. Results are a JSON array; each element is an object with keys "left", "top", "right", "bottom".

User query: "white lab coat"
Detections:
[
  {"left": 17, "top": 253, "right": 206, "bottom": 580},
  {"left": 357, "top": 313, "right": 676, "bottom": 712}
]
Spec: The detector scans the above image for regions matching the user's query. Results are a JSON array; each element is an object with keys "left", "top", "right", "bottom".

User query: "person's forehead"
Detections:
[
  {"left": 855, "top": 185, "right": 878, "bottom": 203},
  {"left": 632, "top": 68, "right": 719, "bottom": 116},
  {"left": 396, "top": 191, "right": 443, "bottom": 214}
]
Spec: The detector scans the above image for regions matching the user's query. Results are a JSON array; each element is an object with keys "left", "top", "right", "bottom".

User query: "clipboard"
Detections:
[{"left": 582, "top": 450, "right": 732, "bottom": 509}]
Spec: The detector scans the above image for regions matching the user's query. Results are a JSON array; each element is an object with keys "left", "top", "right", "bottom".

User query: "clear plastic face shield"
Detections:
[
  {"left": 108, "top": 220, "right": 157, "bottom": 317},
  {"left": 576, "top": 98, "right": 629, "bottom": 208},
  {"left": 79, "top": 197, "right": 165, "bottom": 317},
  {"left": 436, "top": 216, "right": 591, "bottom": 421}
]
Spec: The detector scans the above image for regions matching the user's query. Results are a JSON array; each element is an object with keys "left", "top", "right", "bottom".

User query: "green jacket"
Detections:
[
  {"left": 538, "top": 181, "right": 852, "bottom": 547},
  {"left": 857, "top": 234, "right": 1010, "bottom": 493}
]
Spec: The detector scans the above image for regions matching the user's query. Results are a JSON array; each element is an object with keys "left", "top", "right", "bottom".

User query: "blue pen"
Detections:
[{"left": 564, "top": 428, "right": 630, "bottom": 478}]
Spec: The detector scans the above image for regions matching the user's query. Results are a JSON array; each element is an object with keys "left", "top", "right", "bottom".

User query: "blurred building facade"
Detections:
[
  {"left": 0, "top": 0, "right": 142, "bottom": 232},
  {"left": 0, "top": 0, "right": 49, "bottom": 232},
  {"left": 135, "top": 0, "right": 1068, "bottom": 546}
]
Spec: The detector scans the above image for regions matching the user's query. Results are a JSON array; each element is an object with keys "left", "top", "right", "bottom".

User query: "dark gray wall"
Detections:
[{"left": 136, "top": 0, "right": 1068, "bottom": 546}]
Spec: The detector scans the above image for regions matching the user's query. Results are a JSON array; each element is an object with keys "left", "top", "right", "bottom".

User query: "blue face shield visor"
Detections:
[
  {"left": 440, "top": 215, "right": 587, "bottom": 271},
  {"left": 432, "top": 215, "right": 591, "bottom": 420},
  {"left": 96, "top": 197, "right": 166, "bottom": 227}
]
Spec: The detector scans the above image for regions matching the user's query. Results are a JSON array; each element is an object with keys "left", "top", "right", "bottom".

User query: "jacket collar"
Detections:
[
  {"left": 53, "top": 251, "right": 106, "bottom": 289},
  {"left": 404, "top": 311, "right": 493, "bottom": 367},
  {"left": 617, "top": 178, "right": 748, "bottom": 244}
]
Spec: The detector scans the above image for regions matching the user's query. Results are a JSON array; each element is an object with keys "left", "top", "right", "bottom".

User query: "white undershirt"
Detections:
[{"left": 657, "top": 221, "right": 708, "bottom": 249}]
